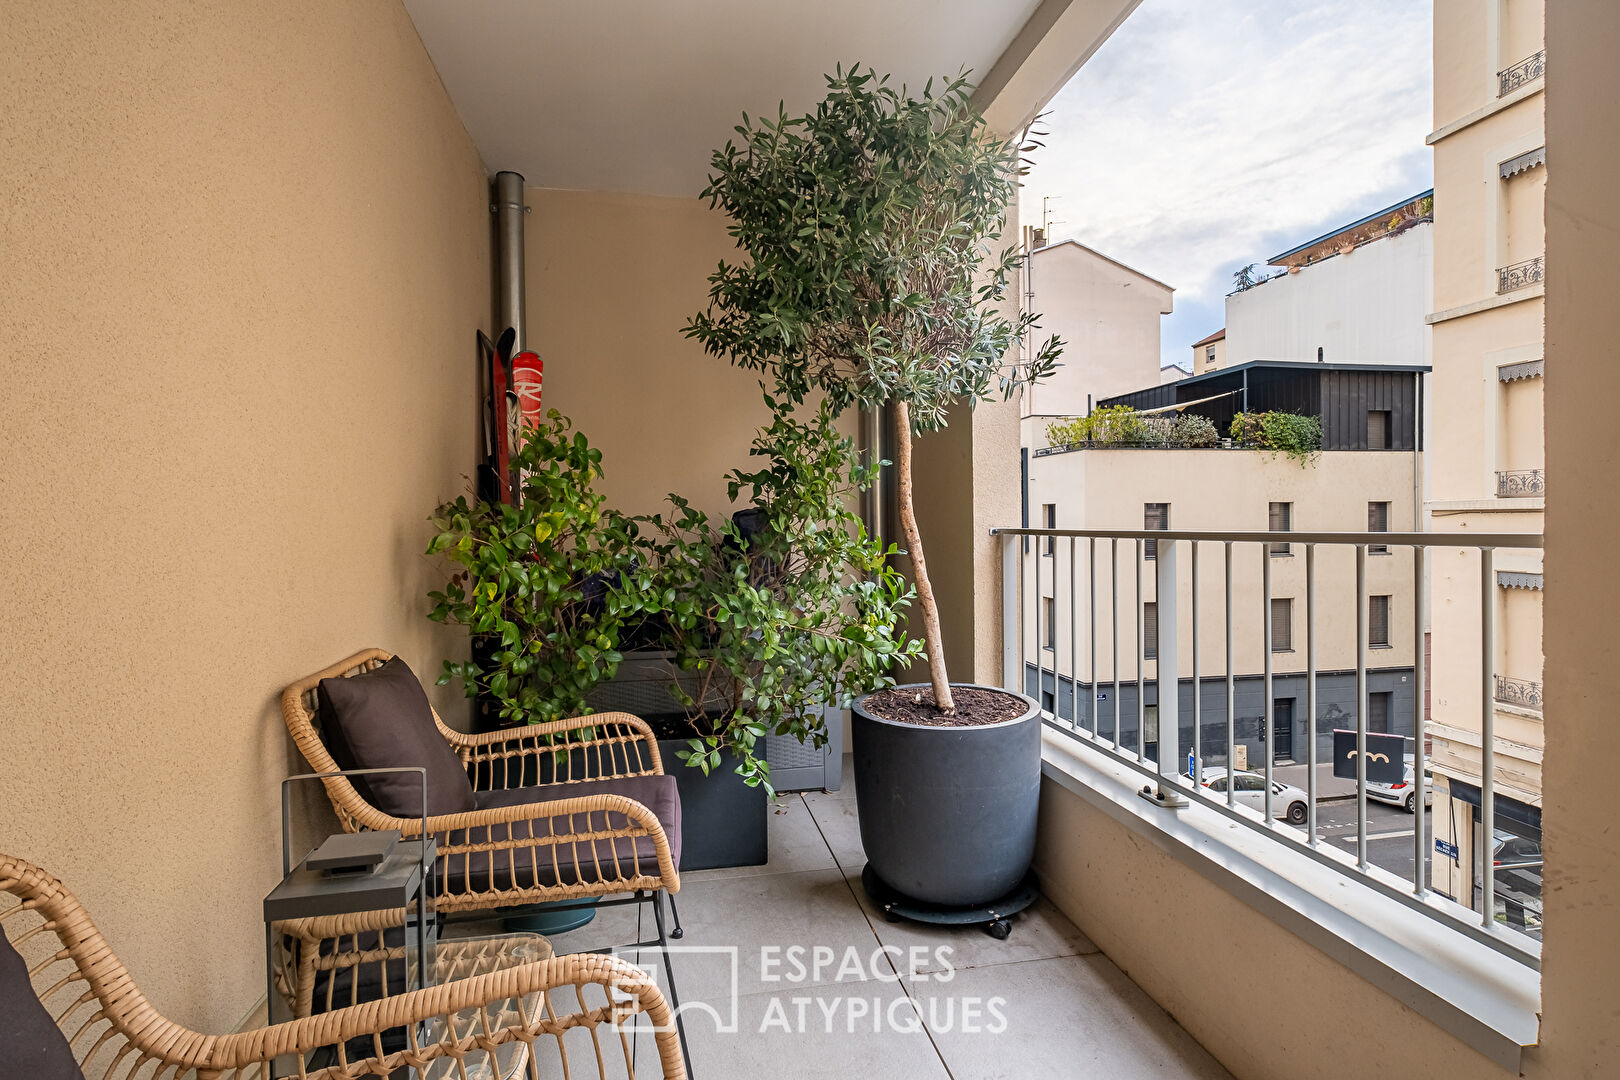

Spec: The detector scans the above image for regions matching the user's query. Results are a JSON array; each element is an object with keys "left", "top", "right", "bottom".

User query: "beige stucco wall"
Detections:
[
  {"left": 1427, "top": 0, "right": 1545, "bottom": 828},
  {"left": 1023, "top": 241, "right": 1173, "bottom": 419},
  {"left": 1, "top": 0, "right": 488, "bottom": 1034},
  {"left": 1026, "top": 449, "right": 1419, "bottom": 680},
  {"left": 1194, "top": 335, "right": 1226, "bottom": 373},
  {"left": 525, "top": 188, "right": 781, "bottom": 522},
  {"left": 1539, "top": 1, "right": 1620, "bottom": 1072}
]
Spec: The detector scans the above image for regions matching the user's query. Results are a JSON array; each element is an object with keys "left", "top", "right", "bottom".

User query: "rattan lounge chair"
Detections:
[
  {"left": 281, "top": 649, "right": 682, "bottom": 919},
  {"left": 280, "top": 649, "right": 691, "bottom": 1069},
  {"left": 0, "top": 853, "right": 686, "bottom": 1079}
]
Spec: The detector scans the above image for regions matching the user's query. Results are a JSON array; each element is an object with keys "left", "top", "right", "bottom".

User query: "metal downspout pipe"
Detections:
[{"left": 493, "top": 171, "right": 528, "bottom": 352}]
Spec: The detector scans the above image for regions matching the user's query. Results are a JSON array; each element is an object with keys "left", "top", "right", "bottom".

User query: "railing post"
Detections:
[
  {"left": 1141, "top": 540, "right": 1187, "bottom": 808},
  {"left": 1481, "top": 547, "right": 1496, "bottom": 927},
  {"left": 1001, "top": 531, "right": 1018, "bottom": 693}
]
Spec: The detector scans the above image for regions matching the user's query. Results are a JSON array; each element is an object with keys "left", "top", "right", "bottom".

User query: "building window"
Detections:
[
  {"left": 1270, "top": 598, "right": 1293, "bottom": 652},
  {"left": 1144, "top": 601, "right": 1158, "bottom": 660},
  {"left": 1041, "top": 597, "right": 1056, "bottom": 650},
  {"left": 1368, "top": 691, "right": 1392, "bottom": 734},
  {"left": 1205, "top": 346, "right": 1215, "bottom": 367},
  {"left": 1144, "top": 502, "right": 1168, "bottom": 559},
  {"left": 1042, "top": 503, "right": 1057, "bottom": 555},
  {"left": 1269, "top": 501, "right": 1293, "bottom": 555},
  {"left": 1042, "top": 688, "right": 1056, "bottom": 714},
  {"left": 1370, "top": 595, "right": 1391, "bottom": 647},
  {"left": 1367, "top": 410, "right": 1391, "bottom": 450},
  {"left": 1368, "top": 501, "right": 1390, "bottom": 554}
]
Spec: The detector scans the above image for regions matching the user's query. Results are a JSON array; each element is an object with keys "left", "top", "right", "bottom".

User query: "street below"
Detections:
[{"left": 1283, "top": 798, "right": 1430, "bottom": 885}]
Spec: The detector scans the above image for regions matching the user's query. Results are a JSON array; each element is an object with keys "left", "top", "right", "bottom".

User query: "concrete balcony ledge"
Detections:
[{"left": 1036, "top": 727, "right": 1540, "bottom": 1072}]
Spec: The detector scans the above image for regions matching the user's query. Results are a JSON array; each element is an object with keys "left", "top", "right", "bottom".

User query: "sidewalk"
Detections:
[{"left": 1272, "top": 762, "right": 1359, "bottom": 802}]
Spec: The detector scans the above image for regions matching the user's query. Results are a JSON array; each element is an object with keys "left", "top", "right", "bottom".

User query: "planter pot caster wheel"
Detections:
[{"left": 860, "top": 865, "right": 1038, "bottom": 939}]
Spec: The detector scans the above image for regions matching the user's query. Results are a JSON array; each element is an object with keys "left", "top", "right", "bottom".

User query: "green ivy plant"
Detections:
[
  {"left": 686, "top": 65, "right": 1060, "bottom": 714},
  {"left": 645, "top": 401, "right": 921, "bottom": 789},
  {"left": 1229, "top": 411, "right": 1323, "bottom": 466},
  {"left": 426, "top": 411, "right": 653, "bottom": 726}
]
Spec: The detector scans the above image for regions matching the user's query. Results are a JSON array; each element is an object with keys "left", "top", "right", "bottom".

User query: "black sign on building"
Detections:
[{"left": 1331, "top": 729, "right": 1407, "bottom": 784}]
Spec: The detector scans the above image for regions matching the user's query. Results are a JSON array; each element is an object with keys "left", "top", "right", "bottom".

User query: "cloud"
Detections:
[{"left": 1021, "top": 0, "right": 1433, "bottom": 358}]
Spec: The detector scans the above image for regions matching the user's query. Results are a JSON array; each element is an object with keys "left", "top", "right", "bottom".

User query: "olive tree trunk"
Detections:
[{"left": 893, "top": 401, "right": 955, "bottom": 714}]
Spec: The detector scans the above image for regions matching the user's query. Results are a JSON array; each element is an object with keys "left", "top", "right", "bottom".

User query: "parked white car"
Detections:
[
  {"left": 1194, "top": 767, "right": 1310, "bottom": 825},
  {"left": 1368, "top": 755, "right": 1433, "bottom": 813}
]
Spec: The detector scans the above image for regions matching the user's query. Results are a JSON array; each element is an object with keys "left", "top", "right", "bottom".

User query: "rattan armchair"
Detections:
[
  {"left": 0, "top": 853, "right": 686, "bottom": 1080},
  {"left": 280, "top": 649, "right": 682, "bottom": 916}
]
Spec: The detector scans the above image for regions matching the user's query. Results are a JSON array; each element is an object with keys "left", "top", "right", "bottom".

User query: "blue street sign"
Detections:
[
  {"left": 1435, "top": 838, "right": 1459, "bottom": 859},
  {"left": 1188, "top": 749, "right": 1196, "bottom": 779}
]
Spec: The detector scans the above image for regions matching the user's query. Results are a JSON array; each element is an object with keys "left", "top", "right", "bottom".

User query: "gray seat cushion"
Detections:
[
  {"left": 0, "top": 922, "right": 86, "bottom": 1080},
  {"left": 316, "top": 657, "right": 476, "bottom": 819},
  {"left": 439, "top": 774, "right": 682, "bottom": 893}
]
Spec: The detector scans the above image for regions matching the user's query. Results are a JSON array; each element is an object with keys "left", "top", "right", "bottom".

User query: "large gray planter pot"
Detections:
[{"left": 851, "top": 684, "right": 1041, "bottom": 906}]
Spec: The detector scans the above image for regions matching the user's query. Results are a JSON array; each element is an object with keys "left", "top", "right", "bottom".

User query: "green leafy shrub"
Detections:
[
  {"left": 1045, "top": 406, "right": 1219, "bottom": 449},
  {"left": 427, "top": 411, "right": 653, "bottom": 727},
  {"left": 645, "top": 402, "right": 921, "bottom": 790},
  {"left": 1045, "top": 405, "right": 1149, "bottom": 447},
  {"left": 1168, "top": 413, "right": 1220, "bottom": 447},
  {"left": 1229, "top": 411, "right": 1322, "bottom": 465}
]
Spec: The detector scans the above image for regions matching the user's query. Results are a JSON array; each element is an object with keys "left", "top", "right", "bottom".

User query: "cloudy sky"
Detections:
[{"left": 1020, "top": 0, "right": 1433, "bottom": 370}]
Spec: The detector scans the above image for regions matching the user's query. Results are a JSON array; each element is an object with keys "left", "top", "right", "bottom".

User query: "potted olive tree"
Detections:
[{"left": 688, "top": 67, "right": 1061, "bottom": 912}]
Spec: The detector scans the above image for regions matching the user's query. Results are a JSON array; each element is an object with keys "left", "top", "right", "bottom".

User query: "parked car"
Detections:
[
  {"left": 1195, "top": 767, "right": 1310, "bottom": 825},
  {"left": 1368, "top": 754, "right": 1433, "bottom": 813},
  {"left": 1493, "top": 829, "right": 1543, "bottom": 870}
]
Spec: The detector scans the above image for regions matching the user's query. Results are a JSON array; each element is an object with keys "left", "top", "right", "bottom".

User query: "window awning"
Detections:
[{"left": 1500, "top": 146, "right": 1546, "bottom": 179}]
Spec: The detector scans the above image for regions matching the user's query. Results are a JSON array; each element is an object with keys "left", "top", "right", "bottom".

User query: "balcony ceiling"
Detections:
[{"left": 402, "top": 0, "right": 1047, "bottom": 196}]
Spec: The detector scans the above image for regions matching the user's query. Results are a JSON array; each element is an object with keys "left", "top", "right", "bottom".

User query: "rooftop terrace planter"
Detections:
[{"left": 852, "top": 684, "right": 1040, "bottom": 906}]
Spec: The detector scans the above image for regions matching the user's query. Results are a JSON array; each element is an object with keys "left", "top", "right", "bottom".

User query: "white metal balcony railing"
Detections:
[{"left": 995, "top": 526, "right": 1545, "bottom": 966}]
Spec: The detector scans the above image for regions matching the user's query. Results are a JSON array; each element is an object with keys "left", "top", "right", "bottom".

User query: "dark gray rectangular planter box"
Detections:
[
  {"left": 661, "top": 739, "right": 767, "bottom": 871},
  {"left": 587, "top": 650, "right": 843, "bottom": 793},
  {"left": 587, "top": 651, "right": 776, "bottom": 871}
]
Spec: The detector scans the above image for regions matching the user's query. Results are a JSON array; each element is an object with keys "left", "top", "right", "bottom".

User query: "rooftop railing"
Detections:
[{"left": 997, "top": 525, "right": 1545, "bottom": 966}]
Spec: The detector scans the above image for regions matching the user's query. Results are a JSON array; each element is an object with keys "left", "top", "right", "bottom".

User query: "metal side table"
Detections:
[{"left": 264, "top": 768, "right": 436, "bottom": 1075}]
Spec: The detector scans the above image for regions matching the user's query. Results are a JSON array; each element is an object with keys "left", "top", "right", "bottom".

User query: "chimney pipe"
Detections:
[{"left": 493, "top": 171, "right": 528, "bottom": 352}]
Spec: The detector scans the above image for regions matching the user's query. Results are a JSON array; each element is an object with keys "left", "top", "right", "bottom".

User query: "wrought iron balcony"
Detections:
[
  {"left": 1496, "top": 469, "right": 1545, "bottom": 497},
  {"left": 1497, "top": 255, "right": 1544, "bottom": 294},
  {"left": 1495, "top": 675, "right": 1543, "bottom": 711},
  {"left": 1498, "top": 50, "right": 1546, "bottom": 97}
]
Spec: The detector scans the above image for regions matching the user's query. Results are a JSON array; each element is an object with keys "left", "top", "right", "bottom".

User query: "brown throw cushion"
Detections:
[
  {"left": 438, "top": 774, "right": 682, "bottom": 894},
  {"left": 0, "top": 921, "right": 86, "bottom": 1080},
  {"left": 316, "top": 657, "right": 476, "bottom": 819}
]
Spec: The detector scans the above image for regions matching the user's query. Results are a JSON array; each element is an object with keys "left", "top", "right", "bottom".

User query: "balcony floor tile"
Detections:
[
  {"left": 682, "top": 794, "right": 839, "bottom": 882},
  {"left": 513, "top": 755, "right": 1229, "bottom": 1078},
  {"left": 908, "top": 954, "right": 1234, "bottom": 1079}
]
